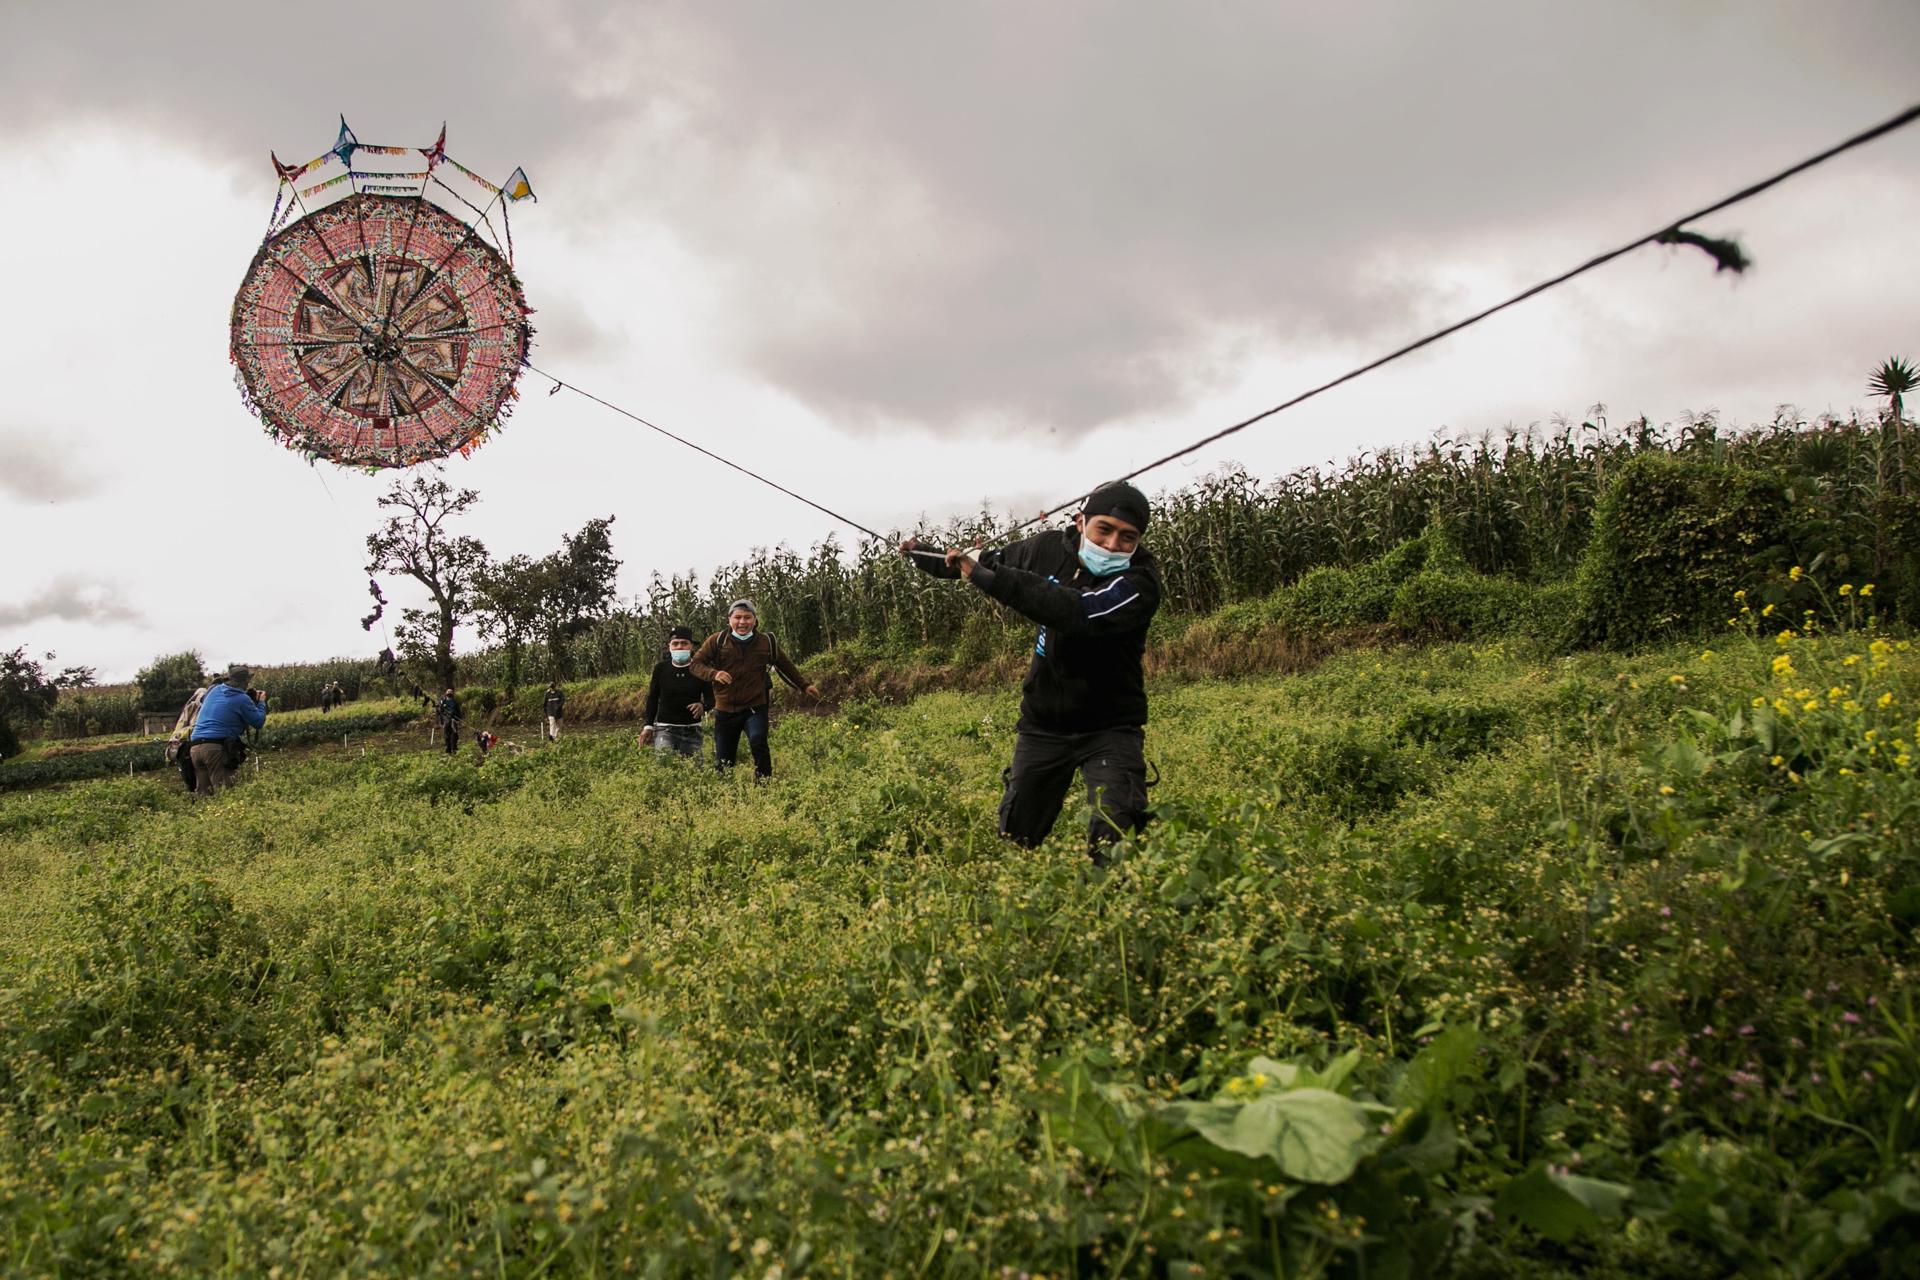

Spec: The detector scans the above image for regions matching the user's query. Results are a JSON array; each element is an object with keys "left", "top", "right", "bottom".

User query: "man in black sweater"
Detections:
[
  {"left": 641, "top": 626, "right": 715, "bottom": 759},
  {"left": 904, "top": 480, "right": 1160, "bottom": 864}
]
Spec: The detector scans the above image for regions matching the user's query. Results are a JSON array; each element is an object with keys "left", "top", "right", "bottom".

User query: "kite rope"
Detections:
[
  {"left": 1004, "top": 98, "right": 1920, "bottom": 534},
  {"left": 531, "top": 99, "right": 1919, "bottom": 545},
  {"left": 527, "top": 362, "right": 888, "bottom": 541}
]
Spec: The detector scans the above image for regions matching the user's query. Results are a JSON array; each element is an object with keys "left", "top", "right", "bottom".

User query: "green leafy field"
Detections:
[{"left": 2, "top": 620, "right": 1916, "bottom": 1276}]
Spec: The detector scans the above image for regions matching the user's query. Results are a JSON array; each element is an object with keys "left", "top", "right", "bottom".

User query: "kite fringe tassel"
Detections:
[{"left": 1654, "top": 226, "right": 1752, "bottom": 274}]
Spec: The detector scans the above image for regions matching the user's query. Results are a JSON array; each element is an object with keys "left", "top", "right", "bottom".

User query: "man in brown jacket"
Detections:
[{"left": 688, "top": 599, "right": 820, "bottom": 778}]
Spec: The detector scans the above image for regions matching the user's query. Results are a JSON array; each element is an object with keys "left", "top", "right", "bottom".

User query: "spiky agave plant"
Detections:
[{"left": 1870, "top": 357, "right": 1916, "bottom": 425}]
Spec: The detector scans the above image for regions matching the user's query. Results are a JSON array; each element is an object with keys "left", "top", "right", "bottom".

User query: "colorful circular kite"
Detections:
[{"left": 229, "top": 122, "right": 535, "bottom": 469}]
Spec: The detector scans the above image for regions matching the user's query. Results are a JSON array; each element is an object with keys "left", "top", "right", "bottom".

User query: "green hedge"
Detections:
[
  {"left": 1571, "top": 453, "right": 1796, "bottom": 649},
  {"left": 0, "top": 707, "right": 422, "bottom": 792}
]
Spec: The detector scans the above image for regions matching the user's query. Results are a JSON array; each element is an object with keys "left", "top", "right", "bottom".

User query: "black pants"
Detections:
[
  {"left": 442, "top": 723, "right": 459, "bottom": 754},
  {"left": 999, "top": 726, "right": 1150, "bottom": 862},
  {"left": 712, "top": 705, "right": 772, "bottom": 777}
]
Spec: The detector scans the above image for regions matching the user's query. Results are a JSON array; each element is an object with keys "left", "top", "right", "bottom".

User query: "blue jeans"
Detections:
[
  {"left": 712, "top": 705, "right": 771, "bottom": 777},
  {"left": 653, "top": 723, "right": 703, "bottom": 759}
]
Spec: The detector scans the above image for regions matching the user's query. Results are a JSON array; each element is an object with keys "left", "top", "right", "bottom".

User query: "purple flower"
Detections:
[
  {"left": 1659, "top": 906, "right": 1673, "bottom": 917},
  {"left": 1843, "top": 1011, "right": 1862, "bottom": 1024},
  {"left": 1738, "top": 1025, "right": 1755, "bottom": 1036}
]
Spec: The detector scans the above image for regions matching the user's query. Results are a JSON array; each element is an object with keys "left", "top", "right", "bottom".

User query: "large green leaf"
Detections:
[
  {"left": 1163, "top": 1088, "right": 1376, "bottom": 1184},
  {"left": 1495, "top": 1164, "right": 1631, "bottom": 1241},
  {"left": 1394, "top": 1024, "right": 1481, "bottom": 1111}
]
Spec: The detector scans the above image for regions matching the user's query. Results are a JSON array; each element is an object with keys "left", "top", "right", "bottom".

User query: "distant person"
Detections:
[
  {"left": 543, "top": 680, "right": 565, "bottom": 742},
  {"left": 688, "top": 599, "right": 820, "bottom": 779},
  {"left": 640, "top": 626, "right": 714, "bottom": 759},
  {"left": 319, "top": 683, "right": 333, "bottom": 714},
  {"left": 165, "top": 677, "right": 216, "bottom": 794},
  {"left": 187, "top": 666, "right": 268, "bottom": 798},
  {"left": 903, "top": 480, "right": 1161, "bottom": 865},
  {"left": 436, "top": 688, "right": 461, "bottom": 756},
  {"left": 474, "top": 729, "right": 499, "bottom": 762}
]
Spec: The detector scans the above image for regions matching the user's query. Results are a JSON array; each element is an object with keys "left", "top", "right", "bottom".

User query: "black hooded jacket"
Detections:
[{"left": 915, "top": 528, "right": 1161, "bottom": 733}]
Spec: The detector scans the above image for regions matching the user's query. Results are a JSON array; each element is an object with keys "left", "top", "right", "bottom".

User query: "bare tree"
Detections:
[{"left": 365, "top": 472, "right": 489, "bottom": 690}]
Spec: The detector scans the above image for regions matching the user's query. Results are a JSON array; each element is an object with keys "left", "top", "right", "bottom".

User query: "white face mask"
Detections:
[{"left": 670, "top": 648, "right": 693, "bottom": 665}]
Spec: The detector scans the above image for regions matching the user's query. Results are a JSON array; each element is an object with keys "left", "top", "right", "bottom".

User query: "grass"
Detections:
[{"left": 1, "top": 607, "right": 1916, "bottom": 1276}]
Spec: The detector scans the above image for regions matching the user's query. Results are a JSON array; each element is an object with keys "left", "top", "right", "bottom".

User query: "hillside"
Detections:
[{"left": 2, "top": 615, "right": 1916, "bottom": 1276}]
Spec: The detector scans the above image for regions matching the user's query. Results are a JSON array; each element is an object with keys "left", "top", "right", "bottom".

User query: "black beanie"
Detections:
[
  {"left": 668, "top": 625, "right": 694, "bottom": 642},
  {"left": 1081, "top": 480, "right": 1151, "bottom": 532}
]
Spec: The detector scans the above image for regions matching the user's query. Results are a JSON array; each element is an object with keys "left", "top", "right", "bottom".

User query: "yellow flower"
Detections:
[
  {"left": 1762, "top": 603, "right": 1777, "bottom": 617},
  {"left": 1843, "top": 700, "right": 1863, "bottom": 713},
  {"left": 1774, "top": 698, "right": 1793, "bottom": 715},
  {"left": 1751, "top": 696, "right": 1768, "bottom": 708},
  {"left": 1789, "top": 566, "right": 1805, "bottom": 582},
  {"left": 1880, "top": 692, "right": 1896, "bottom": 709},
  {"left": 1871, "top": 638, "right": 1893, "bottom": 656},
  {"left": 1699, "top": 649, "right": 1715, "bottom": 661},
  {"left": 1839, "top": 768, "right": 1853, "bottom": 776},
  {"left": 1777, "top": 629, "right": 1796, "bottom": 645},
  {"left": 1844, "top": 654, "right": 1862, "bottom": 667},
  {"left": 1840, "top": 583, "right": 1854, "bottom": 596},
  {"left": 1734, "top": 589, "right": 1747, "bottom": 602},
  {"left": 1898, "top": 754, "right": 1913, "bottom": 768},
  {"left": 1861, "top": 584, "right": 1875, "bottom": 596},
  {"left": 1659, "top": 784, "right": 1676, "bottom": 795},
  {"left": 1769, "top": 754, "right": 1785, "bottom": 767},
  {"left": 1803, "top": 699, "right": 1822, "bottom": 712},
  {"left": 1669, "top": 674, "right": 1688, "bottom": 687},
  {"left": 1828, "top": 687, "right": 1846, "bottom": 700}
]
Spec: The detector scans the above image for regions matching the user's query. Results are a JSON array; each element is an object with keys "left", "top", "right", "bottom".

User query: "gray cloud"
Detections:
[
  {"left": 5, "top": 1, "right": 1917, "bottom": 438},
  {"left": 0, "top": 575, "right": 143, "bottom": 629},
  {"left": 0, "top": 434, "right": 101, "bottom": 502}
]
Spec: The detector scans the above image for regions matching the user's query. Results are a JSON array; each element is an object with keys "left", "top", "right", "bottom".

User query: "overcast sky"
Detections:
[{"left": 2, "top": 1, "right": 1917, "bottom": 681}]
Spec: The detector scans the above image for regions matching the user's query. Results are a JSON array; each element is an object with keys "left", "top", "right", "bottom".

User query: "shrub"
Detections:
[
  {"left": 1571, "top": 454, "right": 1796, "bottom": 648},
  {"left": 1389, "top": 569, "right": 1537, "bottom": 641},
  {"left": 134, "top": 650, "right": 205, "bottom": 715},
  {"left": 1268, "top": 722, "right": 1430, "bottom": 818},
  {"left": 1393, "top": 696, "right": 1520, "bottom": 758}
]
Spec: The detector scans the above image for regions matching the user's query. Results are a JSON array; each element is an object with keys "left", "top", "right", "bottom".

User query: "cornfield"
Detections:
[{"left": 466, "top": 407, "right": 1915, "bottom": 681}]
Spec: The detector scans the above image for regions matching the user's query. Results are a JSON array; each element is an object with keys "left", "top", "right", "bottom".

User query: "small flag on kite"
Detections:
[
  {"left": 420, "top": 123, "right": 448, "bottom": 169},
  {"left": 503, "top": 166, "right": 537, "bottom": 202},
  {"left": 332, "top": 115, "right": 359, "bottom": 168}
]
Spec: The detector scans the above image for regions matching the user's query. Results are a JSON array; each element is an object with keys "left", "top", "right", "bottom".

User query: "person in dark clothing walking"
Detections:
[
  {"left": 543, "top": 681, "right": 565, "bottom": 742},
  {"left": 641, "top": 626, "right": 715, "bottom": 759},
  {"left": 436, "top": 688, "right": 461, "bottom": 755},
  {"left": 688, "top": 599, "right": 820, "bottom": 778},
  {"left": 905, "top": 480, "right": 1160, "bottom": 864}
]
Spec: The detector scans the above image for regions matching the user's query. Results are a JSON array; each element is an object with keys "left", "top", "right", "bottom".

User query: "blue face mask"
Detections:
[
  {"left": 731, "top": 629, "right": 755, "bottom": 642},
  {"left": 670, "top": 649, "right": 693, "bottom": 665},
  {"left": 1078, "top": 540, "right": 1133, "bottom": 576}
]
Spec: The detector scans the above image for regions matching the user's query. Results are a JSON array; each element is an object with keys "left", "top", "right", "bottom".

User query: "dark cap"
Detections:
[
  {"left": 1081, "top": 480, "right": 1150, "bottom": 532},
  {"left": 668, "top": 625, "right": 694, "bottom": 642}
]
